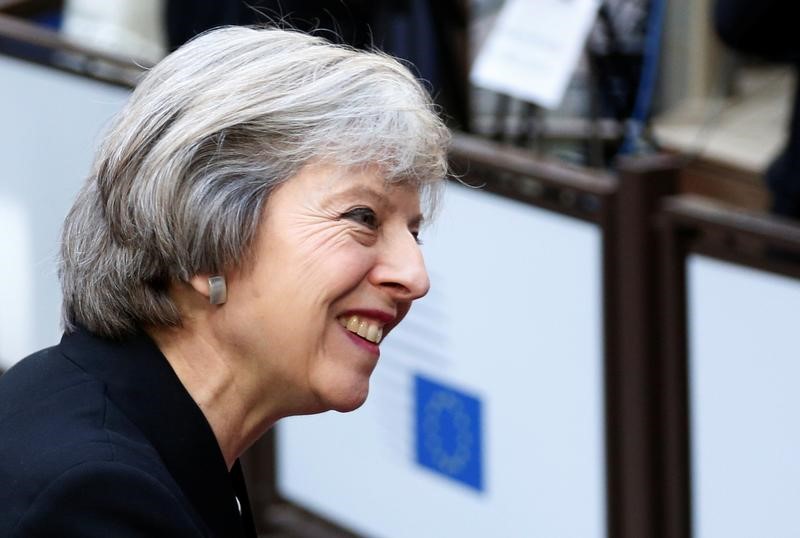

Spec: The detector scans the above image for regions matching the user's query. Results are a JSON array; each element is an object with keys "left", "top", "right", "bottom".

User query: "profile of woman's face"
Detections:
[{"left": 218, "top": 163, "right": 430, "bottom": 414}]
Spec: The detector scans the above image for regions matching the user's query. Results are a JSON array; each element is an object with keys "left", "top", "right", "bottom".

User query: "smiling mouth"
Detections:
[{"left": 338, "top": 315, "right": 384, "bottom": 344}]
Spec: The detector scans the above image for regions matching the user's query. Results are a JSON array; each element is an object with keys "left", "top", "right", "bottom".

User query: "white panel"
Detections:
[
  {"left": 0, "top": 200, "right": 33, "bottom": 370},
  {"left": 0, "top": 55, "right": 129, "bottom": 366},
  {"left": 688, "top": 255, "right": 800, "bottom": 538},
  {"left": 278, "top": 183, "right": 606, "bottom": 538}
]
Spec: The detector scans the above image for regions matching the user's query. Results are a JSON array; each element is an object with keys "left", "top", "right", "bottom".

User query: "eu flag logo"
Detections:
[{"left": 414, "top": 374, "right": 484, "bottom": 492}]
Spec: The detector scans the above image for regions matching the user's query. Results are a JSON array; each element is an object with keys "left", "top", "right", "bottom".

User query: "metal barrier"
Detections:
[
  {"left": 658, "top": 196, "right": 800, "bottom": 538},
  {"left": 0, "top": 5, "right": 147, "bottom": 86}
]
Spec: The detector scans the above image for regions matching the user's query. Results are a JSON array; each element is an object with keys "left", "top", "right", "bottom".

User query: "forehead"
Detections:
[{"left": 279, "top": 162, "right": 422, "bottom": 209}]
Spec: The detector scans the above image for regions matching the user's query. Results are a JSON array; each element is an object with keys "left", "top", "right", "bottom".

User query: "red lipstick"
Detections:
[{"left": 341, "top": 328, "right": 381, "bottom": 357}]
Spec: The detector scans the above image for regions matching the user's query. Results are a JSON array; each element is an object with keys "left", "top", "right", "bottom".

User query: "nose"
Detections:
[{"left": 370, "top": 229, "right": 430, "bottom": 302}]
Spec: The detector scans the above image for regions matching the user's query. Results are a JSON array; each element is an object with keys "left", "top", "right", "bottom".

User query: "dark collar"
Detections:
[{"left": 59, "top": 327, "right": 256, "bottom": 538}]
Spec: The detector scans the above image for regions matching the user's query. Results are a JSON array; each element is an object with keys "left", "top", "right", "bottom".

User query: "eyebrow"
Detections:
[{"left": 329, "top": 185, "right": 388, "bottom": 206}]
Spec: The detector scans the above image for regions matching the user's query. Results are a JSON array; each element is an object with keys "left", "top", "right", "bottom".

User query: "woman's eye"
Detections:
[
  {"left": 343, "top": 207, "right": 378, "bottom": 229},
  {"left": 411, "top": 230, "right": 423, "bottom": 245}
]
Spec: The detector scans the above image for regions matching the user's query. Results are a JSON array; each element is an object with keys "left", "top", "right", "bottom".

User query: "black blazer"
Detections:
[{"left": 0, "top": 328, "right": 257, "bottom": 537}]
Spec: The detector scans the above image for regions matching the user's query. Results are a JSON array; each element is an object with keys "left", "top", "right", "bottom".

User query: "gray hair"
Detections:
[{"left": 60, "top": 26, "right": 450, "bottom": 338}]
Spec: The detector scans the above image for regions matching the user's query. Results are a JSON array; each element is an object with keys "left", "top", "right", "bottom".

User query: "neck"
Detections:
[{"left": 147, "top": 324, "right": 279, "bottom": 470}]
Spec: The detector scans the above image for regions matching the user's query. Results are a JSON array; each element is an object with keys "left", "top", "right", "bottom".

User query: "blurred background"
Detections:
[{"left": 2, "top": 1, "right": 800, "bottom": 537}]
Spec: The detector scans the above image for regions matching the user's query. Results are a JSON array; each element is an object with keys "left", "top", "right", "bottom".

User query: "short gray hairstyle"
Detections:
[{"left": 60, "top": 26, "right": 450, "bottom": 338}]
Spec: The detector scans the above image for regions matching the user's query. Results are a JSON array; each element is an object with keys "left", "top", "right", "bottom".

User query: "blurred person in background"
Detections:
[
  {"left": 0, "top": 26, "right": 448, "bottom": 537},
  {"left": 714, "top": 0, "right": 800, "bottom": 219},
  {"left": 165, "top": 0, "right": 470, "bottom": 129}
]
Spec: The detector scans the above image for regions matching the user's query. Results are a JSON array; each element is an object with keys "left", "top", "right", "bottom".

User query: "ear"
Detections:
[{"left": 188, "top": 274, "right": 212, "bottom": 299}]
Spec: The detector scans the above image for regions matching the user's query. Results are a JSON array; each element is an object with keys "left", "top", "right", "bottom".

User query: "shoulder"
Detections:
[
  {"left": 1, "top": 346, "right": 112, "bottom": 491},
  {"left": 7, "top": 460, "right": 205, "bottom": 537},
  {"left": 0, "top": 345, "right": 97, "bottom": 434},
  {"left": 0, "top": 348, "right": 204, "bottom": 536},
  {"left": 0, "top": 346, "right": 109, "bottom": 487}
]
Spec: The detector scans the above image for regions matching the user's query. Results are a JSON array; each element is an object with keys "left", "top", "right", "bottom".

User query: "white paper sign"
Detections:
[{"left": 471, "top": 0, "right": 601, "bottom": 109}]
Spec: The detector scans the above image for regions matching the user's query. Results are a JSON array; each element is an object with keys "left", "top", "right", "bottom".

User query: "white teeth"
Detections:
[
  {"left": 339, "top": 314, "right": 384, "bottom": 344},
  {"left": 366, "top": 324, "right": 379, "bottom": 342},
  {"left": 357, "top": 320, "right": 368, "bottom": 338}
]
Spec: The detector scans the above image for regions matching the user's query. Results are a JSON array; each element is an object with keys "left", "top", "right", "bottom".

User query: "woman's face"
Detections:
[{"left": 220, "top": 163, "right": 430, "bottom": 415}]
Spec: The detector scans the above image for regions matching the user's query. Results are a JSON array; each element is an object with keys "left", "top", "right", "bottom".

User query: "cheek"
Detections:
[
  {"left": 291, "top": 224, "right": 350, "bottom": 268},
  {"left": 295, "top": 238, "right": 375, "bottom": 298}
]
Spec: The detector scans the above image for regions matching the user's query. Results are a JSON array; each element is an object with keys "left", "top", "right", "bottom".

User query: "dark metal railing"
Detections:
[{"left": 0, "top": 7, "right": 146, "bottom": 87}]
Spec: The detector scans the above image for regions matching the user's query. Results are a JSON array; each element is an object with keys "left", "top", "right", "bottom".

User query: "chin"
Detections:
[
  {"left": 330, "top": 387, "right": 370, "bottom": 413},
  {"left": 308, "top": 361, "right": 376, "bottom": 413},
  {"left": 316, "top": 379, "right": 370, "bottom": 413}
]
